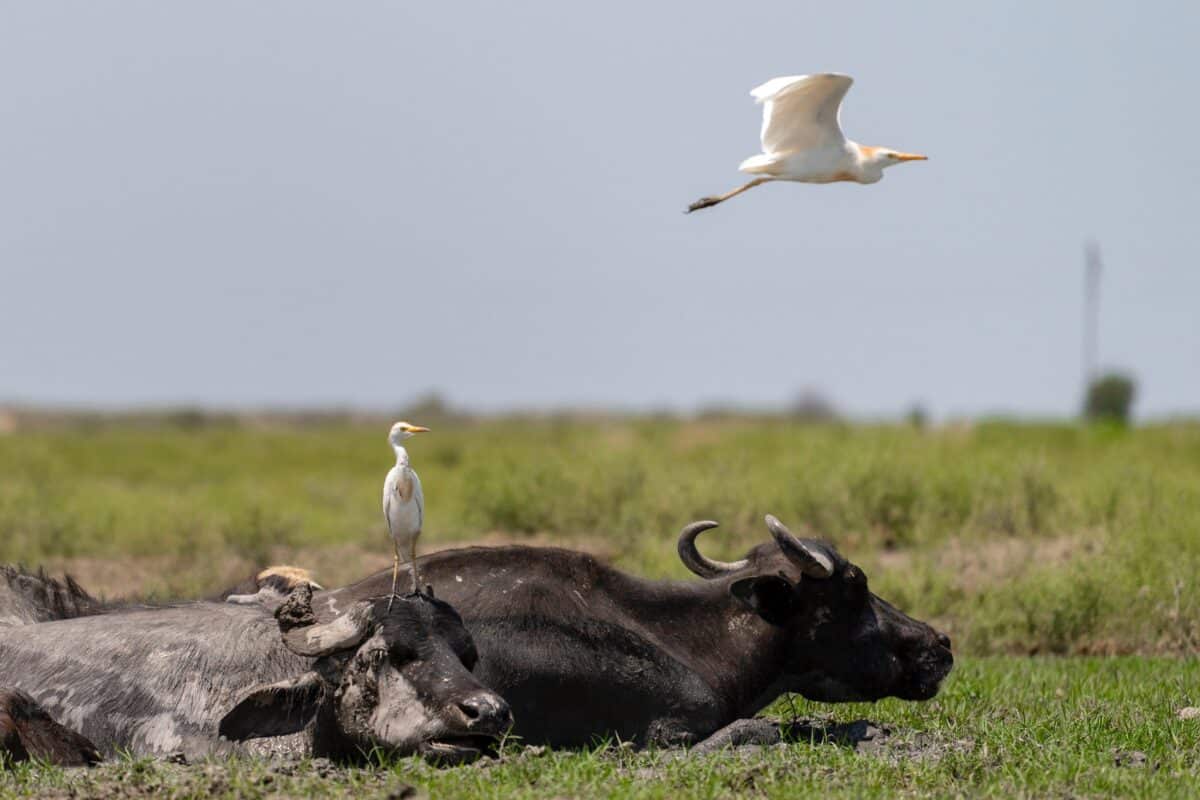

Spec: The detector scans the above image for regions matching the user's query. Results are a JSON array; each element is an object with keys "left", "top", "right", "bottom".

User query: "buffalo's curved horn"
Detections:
[
  {"left": 765, "top": 514, "right": 834, "bottom": 579},
  {"left": 280, "top": 597, "right": 376, "bottom": 658},
  {"left": 677, "top": 520, "right": 750, "bottom": 578}
]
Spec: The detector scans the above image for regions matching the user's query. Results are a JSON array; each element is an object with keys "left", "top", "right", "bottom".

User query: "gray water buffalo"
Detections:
[
  {"left": 1, "top": 688, "right": 101, "bottom": 767},
  {"left": 315, "top": 515, "right": 953, "bottom": 749},
  {"left": 0, "top": 563, "right": 320, "bottom": 627},
  {"left": 0, "top": 565, "right": 98, "bottom": 627},
  {"left": 0, "top": 585, "right": 510, "bottom": 763}
]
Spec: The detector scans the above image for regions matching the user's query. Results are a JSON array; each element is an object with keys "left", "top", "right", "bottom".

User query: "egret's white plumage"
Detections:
[
  {"left": 383, "top": 421, "right": 429, "bottom": 601},
  {"left": 687, "top": 73, "right": 926, "bottom": 212}
]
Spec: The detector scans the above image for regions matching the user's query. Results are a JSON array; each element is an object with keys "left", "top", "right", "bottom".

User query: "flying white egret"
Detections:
[
  {"left": 383, "top": 421, "right": 430, "bottom": 603},
  {"left": 686, "top": 73, "right": 926, "bottom": 213}
]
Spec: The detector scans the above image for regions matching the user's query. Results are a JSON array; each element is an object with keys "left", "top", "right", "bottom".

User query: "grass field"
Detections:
[
  {"left": 3, "top": 416, "right": 1199, "bottom": 655},
  {"left": 2, "top": 416, "right": 1199, "bottom": 797}
]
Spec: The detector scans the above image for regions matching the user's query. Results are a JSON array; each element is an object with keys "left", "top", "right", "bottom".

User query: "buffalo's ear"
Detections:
[
  {"left": 730, "top": 575, "right": 797, "bottom": 625},
  {"left": 218, "top": 672, "right": 325, "bottom": 741}
]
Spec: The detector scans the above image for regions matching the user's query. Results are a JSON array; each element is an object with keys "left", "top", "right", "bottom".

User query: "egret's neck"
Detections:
[
  {"left": 850, "top": 142, "right": 884, "bottom": 183},
  {"left": 392, "top": 444, "right": 410, "bottom": 468}
]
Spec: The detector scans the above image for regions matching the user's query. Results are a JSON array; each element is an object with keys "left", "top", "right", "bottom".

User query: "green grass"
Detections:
[
  {"left": 3, "top": 417, "right": 1200, "bottom": 797},
  {"left": 3, "top": 657, "right": 1198, "bottom": 799},
  {"left": 3, "top": 417, "right": 1199, "bottom": 654}
]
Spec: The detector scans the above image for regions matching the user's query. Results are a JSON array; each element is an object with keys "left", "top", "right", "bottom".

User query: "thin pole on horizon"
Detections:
[{"left": 1083, "top": 241, "right": 1102, "bottom": 392}]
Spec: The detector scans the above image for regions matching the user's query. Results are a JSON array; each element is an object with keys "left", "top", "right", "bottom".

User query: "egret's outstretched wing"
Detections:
[{"left": 752, "top": 73, "right": 853, "bottom": 155}]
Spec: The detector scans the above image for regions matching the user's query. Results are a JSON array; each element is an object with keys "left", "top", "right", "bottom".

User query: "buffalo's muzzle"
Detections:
[{"left": 453, "top": 692, "right": 512, "bottom": 735}]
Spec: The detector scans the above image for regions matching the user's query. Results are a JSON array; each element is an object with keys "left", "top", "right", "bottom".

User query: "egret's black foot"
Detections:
[{"left": 686, "top": 197, "right": 720, "bottom": 213}]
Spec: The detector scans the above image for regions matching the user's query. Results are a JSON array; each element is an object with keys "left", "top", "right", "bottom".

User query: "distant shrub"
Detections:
[
  {"left": 165, "top": 408, "right": 211, "bottom": 430},
  {"left": 396, "top": 391, "right": 456, "bottom": 425},
  {"left": 788, "top": 390, "right": 839, "bottom": 423},
  {"left": 1083, "top": 373, "right": 1136, "bottom": 425}
]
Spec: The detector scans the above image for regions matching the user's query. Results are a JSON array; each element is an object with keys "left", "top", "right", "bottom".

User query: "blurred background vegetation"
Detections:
[
  {"left": 2, "top": 408, "right": 1197, "bottom": 658},
  {"left": 1084, "top": 372, "right": 1138, "bottom": 425}
]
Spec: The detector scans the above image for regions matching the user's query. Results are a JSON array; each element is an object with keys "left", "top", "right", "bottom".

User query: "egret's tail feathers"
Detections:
[{"left": 738, "top": 153, "right": 781, "bottom": 175}]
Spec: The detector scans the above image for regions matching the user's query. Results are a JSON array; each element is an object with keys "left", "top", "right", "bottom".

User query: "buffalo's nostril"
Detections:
[
  {"left": 456, "top": 693, "right": 512, "bottom": 732},
  {"left": 937, "top": 633, "right": 952, "bottom": 650}
]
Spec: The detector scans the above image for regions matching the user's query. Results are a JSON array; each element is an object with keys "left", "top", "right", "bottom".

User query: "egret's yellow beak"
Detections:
[
  {"left": 407, "top": 425, "right": 431, "bottom": 434},
  {"left": 895, "top": 152, "right": 928, "bottom": 162}
]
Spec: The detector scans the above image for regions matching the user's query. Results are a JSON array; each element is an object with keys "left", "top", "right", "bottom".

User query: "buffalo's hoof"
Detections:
[{"left": 691, "top": 718, "right": 781, "bottom": 754}]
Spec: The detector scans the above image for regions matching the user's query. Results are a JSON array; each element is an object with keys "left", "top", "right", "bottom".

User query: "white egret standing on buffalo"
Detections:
[
  {"left": 384, "top": 421, "right": 429, "bottom": 603},
  {"left": 687, "top": 73, "right": 926, "bottom": 212}
]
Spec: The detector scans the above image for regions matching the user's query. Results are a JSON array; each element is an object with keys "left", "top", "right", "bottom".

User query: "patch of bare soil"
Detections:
[
  {"left": 874, "top": 532, "right": 1097, "bottom": 592},
  {"left": 749, "top": 717, "right": 972, "bottom": 764},
  {"left": 620, "top": 716, "right": 972, "bottom": 781},
  {"left": 32, "top": 554, "right": 252, "bottom": 600}
]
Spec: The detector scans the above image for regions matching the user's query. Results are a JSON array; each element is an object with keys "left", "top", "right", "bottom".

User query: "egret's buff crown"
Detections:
[
  {"left": 389, "top": 421, "right": 430, "bottom": 446},
  {"left": 687, "top": 73, "right": 926, "bottom": 212}
]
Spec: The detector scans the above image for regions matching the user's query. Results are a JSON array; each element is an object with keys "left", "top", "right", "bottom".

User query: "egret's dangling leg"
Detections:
[
  {"left": 388, "top": 543, "right": 402, "bottom": 610},
  {"left": 408, "top": 541, "right": 420, "bottom": 595},
  {"left": 686, "top": 177, "right": 774, "bottom": 213}
]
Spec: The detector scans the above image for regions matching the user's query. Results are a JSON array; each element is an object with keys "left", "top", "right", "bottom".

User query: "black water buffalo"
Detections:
[
  {"left": 313, "top": 515, "right": 953, "bottom": 748},
  {"left": 0, "top": 585, "right": 511, "bottom": 763}
]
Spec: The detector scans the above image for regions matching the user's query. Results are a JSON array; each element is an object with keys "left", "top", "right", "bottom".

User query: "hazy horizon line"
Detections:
[{"left": 3, "top": 399, "right": 1195, "bottom": 426}]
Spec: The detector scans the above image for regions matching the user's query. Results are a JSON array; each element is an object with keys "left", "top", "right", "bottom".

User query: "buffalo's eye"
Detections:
[
  {"left": 843, "top": 567, "right": 867, "bottom": 588},
  {"left": 460, "top": 644, "right": 479, "bottom": 672},
  {"left": 387, "top": 640, "right": 419, "bottom": 665},
  {"left": 358, "top": 648, "right": 386, "bottom": 669}
]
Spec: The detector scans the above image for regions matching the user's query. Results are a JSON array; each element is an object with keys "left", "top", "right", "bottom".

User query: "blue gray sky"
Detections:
[{"left": 2, "top": 2, "right": 1197, "bottom": 418}]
